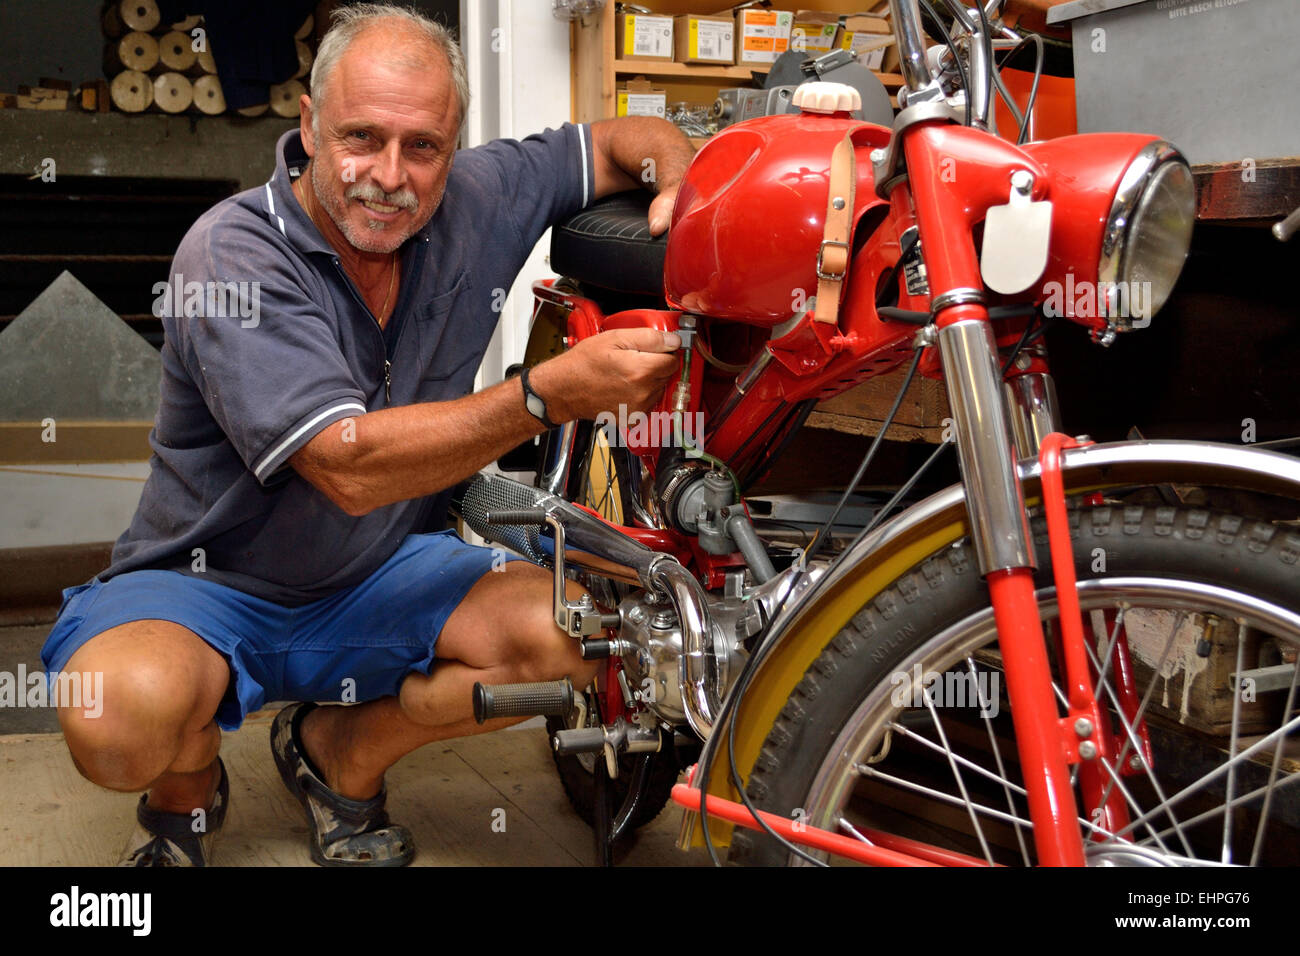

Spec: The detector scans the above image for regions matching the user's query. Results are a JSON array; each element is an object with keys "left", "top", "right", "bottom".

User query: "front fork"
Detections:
[{"left": 941, "top": 316, "right": 1143, "bottom": 864}]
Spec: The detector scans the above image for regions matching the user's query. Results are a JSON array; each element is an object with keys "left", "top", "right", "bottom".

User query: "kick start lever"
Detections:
[{"left": 484, "top": 507, "right": 620, "bottom": 639}]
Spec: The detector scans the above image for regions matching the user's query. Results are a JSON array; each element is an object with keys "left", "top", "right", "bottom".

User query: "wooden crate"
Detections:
[
  {"left": 1120, "top": 610, "right": 1277, "bottom": 737},
  {"left": 807, "top": 368, "right": 949, "bottom": 443}
]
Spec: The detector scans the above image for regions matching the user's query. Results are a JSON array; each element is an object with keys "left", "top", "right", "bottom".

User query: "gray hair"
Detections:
[{"left": 309, "top": 3, "right": 470, "bottom": 134}]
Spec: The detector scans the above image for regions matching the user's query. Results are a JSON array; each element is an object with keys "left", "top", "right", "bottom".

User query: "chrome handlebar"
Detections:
[{"left": 888, "top": 0, "right": 1019, "bottom": 128}]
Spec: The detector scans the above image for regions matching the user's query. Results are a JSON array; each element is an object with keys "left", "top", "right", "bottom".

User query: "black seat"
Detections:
[{"left": 550, "top": 190, "right": 666, "bottom": 296}]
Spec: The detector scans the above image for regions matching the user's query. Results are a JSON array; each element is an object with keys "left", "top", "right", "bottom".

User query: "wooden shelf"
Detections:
[
  {"left": 614, "top": 58, "right": 906, "bottom": 89},
  {"left": 571, "top": 3, "right": 900, "bottom": 123},
  {"left": 614, "top": 59, "right": 762, "bottom": 81}
]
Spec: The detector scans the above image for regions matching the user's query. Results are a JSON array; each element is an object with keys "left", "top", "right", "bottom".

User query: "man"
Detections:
[{"left": 41, "top": 3, "right": 694, "bottom": 867}]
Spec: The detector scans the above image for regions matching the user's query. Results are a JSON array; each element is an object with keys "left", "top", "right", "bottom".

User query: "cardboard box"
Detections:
[
  {"left": 673, "top": 13, "right": 734, "bottom": 65},
  {"left": 791, "top": 11, "right": 839, "bottom": 56},
  {"left": 734, "top": 8, "right": 794, "bottom": 65},
  {"left": 837, "top": 14, "right": 894, "bottom": 71},
  {"left": 616, "top": 12, "right": 674, "bottom": 62},
  {"left": 617, "top": 77, "right": 667, "bottom": 119}
]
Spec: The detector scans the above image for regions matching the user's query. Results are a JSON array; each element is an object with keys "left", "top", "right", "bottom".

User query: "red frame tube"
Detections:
[{"left": 670, "top": 784, "right": 947, "bottom": 867}]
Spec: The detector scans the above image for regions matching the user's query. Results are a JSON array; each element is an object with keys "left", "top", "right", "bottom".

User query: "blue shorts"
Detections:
[{"left": 40, "top": 531, "right": 517, "bottom": 731}]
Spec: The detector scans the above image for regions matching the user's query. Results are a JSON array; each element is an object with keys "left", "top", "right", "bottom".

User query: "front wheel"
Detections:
[{"left": 729, "top": 501, "right": 1300, "bottom": 866}]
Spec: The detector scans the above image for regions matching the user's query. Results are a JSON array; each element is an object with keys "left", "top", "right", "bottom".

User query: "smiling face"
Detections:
[{"left": 300, "top": 23, "right": 461, "bottom": 255}]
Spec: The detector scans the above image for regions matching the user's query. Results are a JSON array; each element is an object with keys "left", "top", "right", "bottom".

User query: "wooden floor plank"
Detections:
[{"left": 0, "top": 716, "right": 707, "bottom": 867}]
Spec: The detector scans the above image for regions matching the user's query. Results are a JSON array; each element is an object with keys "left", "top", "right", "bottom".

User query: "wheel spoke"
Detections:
[
  {"left": 1092, "top": 605, "right": 1129, "bottom": 702},
  {"left": 1096, "top": 755, "right": 1172, "bottom": 854},
  {"left": 888, "top": 719, "right": 1028, "bottom": 800},
  {"left": 1114, "top": 709, "right": 1300, "bottom": 840},
  {"left": 966, "top": 656, "right": 1033, "bottom": 866},
  {"left": 1080, "top": 626, "right": 1197, "bottom": 857},
  {"left": 921, "top": 687, "right": 995, "bottom": 864},
  {"left": 1095, "top": 609, "right": 1187, "bottom": 814},
  {"left": 838, "top": 817, "right": 876, "bottom": 846},
  {"left": 1222, "top": 627, "right": 1247, "bottom": 864},
  {"left": 854, "top": 762, "right": 1116, "bottom": 842},
  {"left": 1140, "top": 767, "right": 1300, "bottom": 848},
  {"left": 1250, "top": 655, "right": 1300, "bottom": 866}
]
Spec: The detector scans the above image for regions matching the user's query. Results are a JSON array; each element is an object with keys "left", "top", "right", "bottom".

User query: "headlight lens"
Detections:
[{"left": 1099, "top": 143, "right": 1196, "bottom": 328}]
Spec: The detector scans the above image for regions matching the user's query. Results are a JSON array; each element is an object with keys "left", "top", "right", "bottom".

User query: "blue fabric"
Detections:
[
  {"left": 101, "top": 125, "right": 594, "bottom": 608},
  {"left": 40, "top": 531, "right": 518, "bottom": 732}
]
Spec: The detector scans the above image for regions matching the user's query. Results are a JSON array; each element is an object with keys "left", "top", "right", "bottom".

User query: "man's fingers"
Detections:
[
  {"left": 605, "top": 327, "right": 681, "bottom": 353},
  {"left": 648, "top": 189, "right": 677, "bottom": 237}
]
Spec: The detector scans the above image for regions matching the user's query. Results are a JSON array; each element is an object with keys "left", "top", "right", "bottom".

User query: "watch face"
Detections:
[{"left": 527, "top": 393, "right": 546, "bottom": 419}]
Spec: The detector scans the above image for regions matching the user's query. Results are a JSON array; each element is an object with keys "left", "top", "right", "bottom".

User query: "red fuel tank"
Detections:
[{"left": 664, "top": 110, "right": 892, "bottom": 326}]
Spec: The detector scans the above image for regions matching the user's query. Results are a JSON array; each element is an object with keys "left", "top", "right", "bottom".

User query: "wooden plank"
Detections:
[
  {"left": 809, "top": 368, "right": 950, "bottom": 444},
  {"left": 1194, "top": 157, "right": 1300, "bottom": 223},
  {"left": 807, "top": 409, "right": 943, "bottom": 443},
  {"left": 0, "top": 718, "right": 706, "bottom": 866},
  {"left": 450, "top": 726, "right": 704, "bottom": 866},
  {"left": 14, "top": 88, "right": 69, "bottom": 111},
  {"left": 0, "top": 421, "right": 154, "bottom": 464},
  {"left": 0, "top": 542, "right": 113, "bottom": 625}
]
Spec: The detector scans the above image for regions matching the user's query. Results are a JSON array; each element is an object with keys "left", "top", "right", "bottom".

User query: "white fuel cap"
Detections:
[{"left": 792, "top": 82, "right": 861, "bottom": 115}]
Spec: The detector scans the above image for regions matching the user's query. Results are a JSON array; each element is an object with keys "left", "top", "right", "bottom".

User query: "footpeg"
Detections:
[
  {"left": 553, "top": 727, "right": 607, "bottom": 755},
  {"left": 551, "top": 716, "right": 661, "bottom": 778},
  {"left": 472, "top": 678, "right": 574, "bottom": 724}
]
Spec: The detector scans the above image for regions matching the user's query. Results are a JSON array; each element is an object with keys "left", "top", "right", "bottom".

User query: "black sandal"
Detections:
[
  {"left": 119, "top": 757, "right": 229, "bottom": 867},
  {"left": 271, "top": 702, "right": 416, "bottom": 867}
]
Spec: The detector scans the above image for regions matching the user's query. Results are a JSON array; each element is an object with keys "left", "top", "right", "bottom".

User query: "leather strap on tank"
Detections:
[{"left": 813, "top": 130, "right": 857, "bottom": 325}]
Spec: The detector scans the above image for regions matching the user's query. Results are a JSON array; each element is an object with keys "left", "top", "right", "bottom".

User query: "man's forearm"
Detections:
[
  {"left": 591, "top": 116, "right": 695, "bottom": 194},
  {"left": 292, "top": 376, "right": 542, "bottom": 516}
]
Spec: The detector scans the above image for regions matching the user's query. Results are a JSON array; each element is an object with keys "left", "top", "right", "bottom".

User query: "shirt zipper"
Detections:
[{"left": 332, "top": 257, "right": 392, "bottom": 407}]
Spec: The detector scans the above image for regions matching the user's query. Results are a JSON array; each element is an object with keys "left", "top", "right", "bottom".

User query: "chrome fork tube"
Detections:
[
  {"left": 540, "top": 420, "right": 580, "bottom": 496},
  {"left": 938, "top": 319, "right": 1037, "bottom": 574},
  {"left": 1005, "top": 366, "right": 1064, "bottom": 459}
]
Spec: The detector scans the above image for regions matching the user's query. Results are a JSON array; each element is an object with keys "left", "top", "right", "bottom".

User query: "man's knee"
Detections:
[
  {"left": 57, "top": 620, "right": 227, "bottom": 791},
  {"left": 513, "top": 577, "right": 601, "bottom": 688}
]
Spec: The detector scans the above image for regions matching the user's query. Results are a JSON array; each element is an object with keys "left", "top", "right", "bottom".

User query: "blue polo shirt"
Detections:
[{"left": 103, "top": 125, "right": 595, "bottom": 607}]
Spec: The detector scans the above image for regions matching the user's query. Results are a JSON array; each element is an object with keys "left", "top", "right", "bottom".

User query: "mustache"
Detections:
[{"left": 346, "top": 183, "right": 418, "bottom": 211}]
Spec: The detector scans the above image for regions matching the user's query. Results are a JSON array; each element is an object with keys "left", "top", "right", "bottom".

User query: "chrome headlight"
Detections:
[{"left": 1099, "top": 142, "right": 1196, "bottom": 330}]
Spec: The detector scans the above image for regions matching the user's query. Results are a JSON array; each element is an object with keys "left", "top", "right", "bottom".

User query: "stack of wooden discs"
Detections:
[{"left": 101, "top": 0, "right": 316, "bottom": 117}]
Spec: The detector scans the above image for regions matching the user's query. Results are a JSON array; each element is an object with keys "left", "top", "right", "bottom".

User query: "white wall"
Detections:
[{"left": 461, "top": 0, "right": 575, "bottom": 390}]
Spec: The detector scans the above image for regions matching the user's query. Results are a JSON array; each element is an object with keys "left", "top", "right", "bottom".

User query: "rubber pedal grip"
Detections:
[
  {"left": 553, "top": 727, "right": 607, "bottom": 756},
  {"left": 473, "top": 678, "right": 574, "bottom": 724},
  {"left": 485, "top": 508, "right": 547, "bottom": 525}
]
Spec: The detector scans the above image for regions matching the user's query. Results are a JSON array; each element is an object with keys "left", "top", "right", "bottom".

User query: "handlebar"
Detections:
[{"left": 889, "top": 0, "right": 1024, "bottom": 130}]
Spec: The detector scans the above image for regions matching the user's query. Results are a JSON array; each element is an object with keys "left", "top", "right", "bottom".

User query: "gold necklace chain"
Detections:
[{"left": 297, "top": 173, "right": 398, "bottom": 323}]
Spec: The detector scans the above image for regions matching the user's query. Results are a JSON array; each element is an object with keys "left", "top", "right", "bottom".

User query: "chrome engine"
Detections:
[
  {"left": 614, "top": 569, "right": 820, "bottom": 728},
  {"left": 452, "top": 471, "right": 821, "bottom": 739}
]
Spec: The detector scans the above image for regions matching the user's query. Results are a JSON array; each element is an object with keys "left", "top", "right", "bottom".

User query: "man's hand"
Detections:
[
  {"left": 590, "top": 117, "right": 695, "bottom": 235},
  {"left": 647, "top": 182, "right": 680, "bottom": 237},
  {"left": 529, "top": 328, "right": 681, "bottom": 423}
]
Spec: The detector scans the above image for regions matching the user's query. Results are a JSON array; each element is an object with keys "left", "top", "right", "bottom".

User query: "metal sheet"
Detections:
[
  {"left": 1055, "top": 0, "right": 1300, "bottom": 165},
  {"left": 0, "top": 271, "right": 160, "bottom": 420}
]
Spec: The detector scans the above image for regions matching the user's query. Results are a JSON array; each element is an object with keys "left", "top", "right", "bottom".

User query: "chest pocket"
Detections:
[{"left": 413, "top": 273, "right": 482, "bottom": 398}]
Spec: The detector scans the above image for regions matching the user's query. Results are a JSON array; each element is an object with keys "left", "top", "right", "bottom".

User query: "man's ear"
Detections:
[{"left": 299, "top": 95, "right": 315, "bottom": 157}]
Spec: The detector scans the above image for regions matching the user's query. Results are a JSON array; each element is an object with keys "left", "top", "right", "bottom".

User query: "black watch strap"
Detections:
[{"left": 519, "top": 366, "right": 557, "bottom": 429}]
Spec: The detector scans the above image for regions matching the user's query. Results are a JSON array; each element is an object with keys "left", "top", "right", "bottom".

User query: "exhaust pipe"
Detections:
[{"left": 453, "top": 472, "right": 720, "bottom": 737}]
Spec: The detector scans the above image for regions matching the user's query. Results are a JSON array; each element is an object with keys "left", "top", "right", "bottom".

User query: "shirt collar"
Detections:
[{"left": 263, "top": 129, "right": 433, "bottom": 257}]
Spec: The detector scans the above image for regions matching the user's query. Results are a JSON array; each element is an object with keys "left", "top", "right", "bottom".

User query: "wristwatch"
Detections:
[{"left": 519, "top": 366, "right": 557, "bottom": 429}]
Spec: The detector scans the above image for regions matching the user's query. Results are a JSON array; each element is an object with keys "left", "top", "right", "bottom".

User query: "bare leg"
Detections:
[
  {"left": 58, "top": 619, "right": 231, "bottom": 814},
  {"left": 298, "top": 563, "right": 599, "bottom": 799}
]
